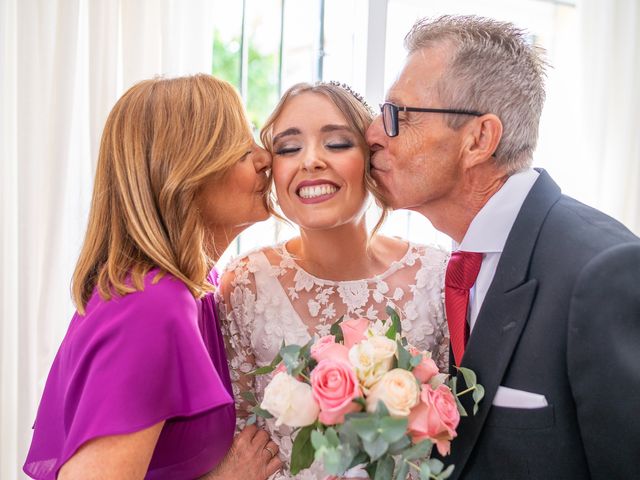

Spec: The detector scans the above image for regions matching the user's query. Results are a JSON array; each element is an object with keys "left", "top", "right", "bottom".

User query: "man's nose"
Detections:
[{"left": 366, "top": 115, "right": 386, "bottom": 152}]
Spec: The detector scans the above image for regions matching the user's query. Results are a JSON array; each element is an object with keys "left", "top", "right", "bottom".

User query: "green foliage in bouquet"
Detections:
[{"left": 246, "top": 308, "right": 484, "bottom": 479}]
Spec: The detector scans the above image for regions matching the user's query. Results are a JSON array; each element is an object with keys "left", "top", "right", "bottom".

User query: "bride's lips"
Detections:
[{"left": 295, "top": 179, "right": 340, "bottom": 204}]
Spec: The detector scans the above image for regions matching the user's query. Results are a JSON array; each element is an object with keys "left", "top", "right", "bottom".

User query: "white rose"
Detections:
[
  {"left": 260, "top": 372, "right": 320, "bottom": 427},
  {"left": 348, "top": 336, "right": 397, "bottom": 390},
  {"left": 366, "top": 368, "right": 420, "bottom": 417}
]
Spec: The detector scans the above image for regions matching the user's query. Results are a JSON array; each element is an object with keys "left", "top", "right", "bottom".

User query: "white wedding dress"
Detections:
[{"left": 217, "top": 241, "right": 450, "bottom": 480}]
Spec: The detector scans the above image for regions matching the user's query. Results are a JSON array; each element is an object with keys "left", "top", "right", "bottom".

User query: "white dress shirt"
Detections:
[{"left": 454, "top": 168, "right": 539, "bottom": 331}]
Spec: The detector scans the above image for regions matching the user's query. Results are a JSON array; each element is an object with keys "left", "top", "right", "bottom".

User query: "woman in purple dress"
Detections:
[{"left": 23, "top": 75, "right": 282, "bottom": 480}]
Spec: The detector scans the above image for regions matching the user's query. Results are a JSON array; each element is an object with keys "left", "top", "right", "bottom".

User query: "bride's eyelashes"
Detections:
[
  {"left": 274, "top": 145, "right": 301, "bottom": 155},
  {"left": 274, "top": 138, "right": 355, "bottom": 156}
]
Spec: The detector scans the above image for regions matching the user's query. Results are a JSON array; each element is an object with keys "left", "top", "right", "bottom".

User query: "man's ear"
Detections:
[{"left": 462, "top": 114, "right": 502, "bottom": 168}]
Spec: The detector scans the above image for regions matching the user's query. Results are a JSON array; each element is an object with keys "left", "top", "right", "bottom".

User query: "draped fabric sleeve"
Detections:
[
  {"left": 24, "top": 272, "right": 233, "bottom": 480},
  {"left": 217, "top": 257, "right": 259, "bottom": 426}
]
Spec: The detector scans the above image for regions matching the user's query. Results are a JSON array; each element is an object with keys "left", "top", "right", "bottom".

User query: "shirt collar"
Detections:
[{"left": 454, "top": 168, "right": 539, "bottom": 253}]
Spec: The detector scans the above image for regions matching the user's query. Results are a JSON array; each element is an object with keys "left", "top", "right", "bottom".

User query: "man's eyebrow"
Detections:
[{"left": 272, "top": 127, "right": 301, "bottom": 144}]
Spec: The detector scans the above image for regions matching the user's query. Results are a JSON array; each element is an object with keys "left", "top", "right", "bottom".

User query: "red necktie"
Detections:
[{"left": 445, "top": 251, "right": 483, "bottom": 366}]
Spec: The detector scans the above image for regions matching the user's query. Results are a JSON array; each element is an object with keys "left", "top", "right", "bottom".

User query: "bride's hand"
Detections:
[{"left": 201, "top": 424, "right": 282, "bottom": 480}]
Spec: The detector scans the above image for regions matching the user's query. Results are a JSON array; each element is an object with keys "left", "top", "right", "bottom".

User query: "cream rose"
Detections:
[
  {"left": 261, "top": 372, "right": 320, "bottom": 427},
  {"left": 366, "top": 368, "right": 420, "bottom": 417},
  {"left": 348, "top": 336, "right": 397, "bottom": 390}
]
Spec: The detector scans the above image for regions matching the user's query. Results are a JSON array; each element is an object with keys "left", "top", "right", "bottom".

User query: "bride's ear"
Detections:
[{"left": 461, "top": 114, "right": 502, "bottom": 168}]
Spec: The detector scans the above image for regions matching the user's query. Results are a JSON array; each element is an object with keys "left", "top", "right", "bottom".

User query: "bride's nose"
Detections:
[{"left": 300, "top": 145, "right": 327, "bottom": 172}]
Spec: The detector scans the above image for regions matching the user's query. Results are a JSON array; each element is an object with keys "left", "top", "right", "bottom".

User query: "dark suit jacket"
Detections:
[{"left": 445, "top": 169, "right": 640, "bottom": 480}]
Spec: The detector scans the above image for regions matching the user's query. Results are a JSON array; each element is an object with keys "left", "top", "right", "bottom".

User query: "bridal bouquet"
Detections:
[{"left": 245, "top": 308, "right": 483, "bottom": 480}]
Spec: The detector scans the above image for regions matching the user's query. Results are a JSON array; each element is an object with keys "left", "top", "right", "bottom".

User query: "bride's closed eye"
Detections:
[
  {"left": 274, "top": 144, "right": 301, "bottom": 156},
  {"left": 326, "top": 140, "right": 354, "bottom": 150}
]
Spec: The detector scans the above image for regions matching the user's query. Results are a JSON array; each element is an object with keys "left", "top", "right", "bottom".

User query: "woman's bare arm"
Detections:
[{"left": 58, "top": 421, "right": 164, "bottom": 480}]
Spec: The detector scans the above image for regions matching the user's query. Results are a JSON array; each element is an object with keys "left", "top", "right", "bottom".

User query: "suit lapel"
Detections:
[{"left": 446, "top": 169, "right": 562, "bottom": 477}]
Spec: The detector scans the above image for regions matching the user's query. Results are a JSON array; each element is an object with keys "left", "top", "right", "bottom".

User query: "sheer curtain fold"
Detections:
[
  {"left": 1, "top": 1, "right": 214, "bottom": 478},
  {"left": 580, "top": 0, "right": 640, "bottom": 234}
]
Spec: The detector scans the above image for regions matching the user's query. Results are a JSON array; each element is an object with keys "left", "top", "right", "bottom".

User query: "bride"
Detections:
[{"left": 218, "top": 82, "right": 449, "bottom": 479}]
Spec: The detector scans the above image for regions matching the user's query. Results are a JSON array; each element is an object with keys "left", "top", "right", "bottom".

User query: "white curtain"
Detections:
[
  {"left": 0, "top": 1, "right": 214, "bottom": 478},
  {"left": 579, "top": 0, "right": 640, "bottom": 234}
]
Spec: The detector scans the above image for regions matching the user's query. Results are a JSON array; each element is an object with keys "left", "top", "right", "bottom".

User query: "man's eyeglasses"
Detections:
[{"left": 380, "top": 102, "right": 484, "bottom": 137}]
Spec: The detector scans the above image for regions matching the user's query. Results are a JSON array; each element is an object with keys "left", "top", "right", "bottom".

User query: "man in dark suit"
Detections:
[{"left": 366, "top": 14, "right": 640, "bottom": 480}]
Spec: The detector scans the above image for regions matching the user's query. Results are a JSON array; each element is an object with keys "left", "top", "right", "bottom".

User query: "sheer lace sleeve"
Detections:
[{"left": 217, "top": 257, "right": 258, "bottom": 425}]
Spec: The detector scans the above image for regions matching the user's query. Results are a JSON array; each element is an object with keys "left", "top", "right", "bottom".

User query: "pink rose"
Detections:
[
  {"left": 311, "top": 335, "right": 350, "bottom": 364},
  {"left": 407, "top": 384, "right": 460, "bottom": 456},
  {"left": 408, "top": 347, "right": 439, "bottom": 383},
  {"left": 341, "top": 317, "right": 369, "bottom": 349},
  {"left": 311, "top": 359, "right": 362, "bottom": 424}
]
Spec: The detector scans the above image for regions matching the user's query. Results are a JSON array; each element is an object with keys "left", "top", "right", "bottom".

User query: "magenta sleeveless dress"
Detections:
[{"left": 24, "top": 269, "right": 235, "bottom": 479}]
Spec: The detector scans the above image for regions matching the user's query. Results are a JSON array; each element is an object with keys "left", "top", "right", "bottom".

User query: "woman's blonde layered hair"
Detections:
[
  {"left": 260, "top": 82, "right": 388, "bottom": 234},
  {"left": 72, "top": 74, "right": 254, "bottom": 313}
]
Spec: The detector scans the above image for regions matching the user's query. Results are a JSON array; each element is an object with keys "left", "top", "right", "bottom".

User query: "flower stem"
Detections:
[{"left": 456, "top": 385, "right": 476, "bottom": 397}]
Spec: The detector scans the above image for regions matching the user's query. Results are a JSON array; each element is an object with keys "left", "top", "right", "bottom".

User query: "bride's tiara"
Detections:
[{"left": 317, "top": 80, "right": 375, "bottom": 116}]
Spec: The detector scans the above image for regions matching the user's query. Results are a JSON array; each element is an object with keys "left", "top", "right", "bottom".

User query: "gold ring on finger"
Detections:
[{"left": 263, "top": 446, "right": 276, "bottom": 459}]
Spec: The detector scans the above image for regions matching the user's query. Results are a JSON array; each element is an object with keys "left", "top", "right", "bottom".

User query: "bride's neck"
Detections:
[{"left": 289, "top": 221, "right": 382, "bottom": 281}]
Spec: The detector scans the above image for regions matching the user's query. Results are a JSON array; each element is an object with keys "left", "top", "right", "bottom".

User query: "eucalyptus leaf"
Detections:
[
  {"left": 325, "top": 427, "right": 340, "bottom": 448},
  {"left": 320, "top": 447, "right": 344, "bottom": 475},
  {"left": 374, "top": 455, "right": 395, "bottom": 480},
  {"left": 240, "top": 391, "right": 257, "bottom": 404},
  {"left": 396, "top": 341, "right": 412, "bottom": 370},
  {"left": 353, "top": 396, "right": 367, "bottom": 409},
  {"left": 380, "top": 416, "right": 408, "bottom": 444},
  {"left": 249, "top": 364, "right": 278, "bottom": 376},
  {"left": 419, "top": 462, "right": 431, "bottom": 480},
  {"left": 394, "top": 459, "right": 410, "bottom": 480},
  {"left": 362, "top": 435, "right": 389, "bottom": 461},
  {"left": 330, "top": 316, "right": 345, "bottom": 343},
  {"left": 386, "top": 306, "right": 402, "bottom": 336},
  {"left": 311, "top": 430, "right": 329, "bottom": 450},
  {"left": 457, "top": 366, "right": 477, "bottom": 389},
  {"left": 386, "top": 321, "right": 397, "bottom": 340},
  {"left": 365, "top": 462, "right": 378, "bottom": 479},
  {"left": 473, "top": 384, "right": 485, "bottom": 415},
  {"left": 347, "top": 451, "right": 369, "bottom": 471},
  {"left": 281, "top": 344, "right": 302, "bottom": 373},
  {"left": 427, "top": 458, "right": 444, "bottom": 475},
  {"left": 410, "top": 353, "right": 424, "bottom": 368},
  {"left": 290, "top": 425, "right": 315, "bottom": 474},
  {"left": 387, "top": 435, "right": 411, "bottom": 455},
  {"left": 454, "top": 392, "right": 468, "bottom": 417},
  {"left": 402, "top": 439, "right": 432, "bottom": 461},
  {"left": 251, "top": 405, "right": 274, "bottom": 419},
  {"left": 375, "top": 400, "right": 390, "bottom": 417},
  {"left": 246, "top": 413, "right": 257, "bottom": 426},
  {"left": 449, "top": 376, "right": 458, "bottom": 396},
  {"left": 439, "top": 464, "right": 455, "bottom": 479},
  {"left": 350, "top": 417, "right": 379, "bottom": 442}
]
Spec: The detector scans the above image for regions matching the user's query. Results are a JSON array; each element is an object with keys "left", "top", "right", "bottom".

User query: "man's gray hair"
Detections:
[{"left": 405, "top": 15, "right": 548, "bottom": 173}]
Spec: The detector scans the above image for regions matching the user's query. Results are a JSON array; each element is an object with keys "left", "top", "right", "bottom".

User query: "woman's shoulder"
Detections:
[{"left": 84, "top": 269, "right": 198, "bottom": 335}]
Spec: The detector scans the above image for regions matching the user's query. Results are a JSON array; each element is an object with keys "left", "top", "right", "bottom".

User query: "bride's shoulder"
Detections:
[
  {"left": 218, "top": 243, "right": 286, "bottom": 296},
  {"left": 375, "top": 235, "right": 450, "bottom": 265}
]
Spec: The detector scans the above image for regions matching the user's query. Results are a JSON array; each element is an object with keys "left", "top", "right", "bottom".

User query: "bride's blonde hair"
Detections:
[{"left": 72, "top": 74, "right": 256, "bottom": 313}]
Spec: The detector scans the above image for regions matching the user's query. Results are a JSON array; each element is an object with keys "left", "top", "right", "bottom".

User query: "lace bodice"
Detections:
[{"left": 217, "top": 241, "right": 449, "bottom": 479}]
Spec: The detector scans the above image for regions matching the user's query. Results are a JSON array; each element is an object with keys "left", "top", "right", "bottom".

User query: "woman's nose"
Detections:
[{"left": 253, "top": 145, "right": 272, "bottom": 172}]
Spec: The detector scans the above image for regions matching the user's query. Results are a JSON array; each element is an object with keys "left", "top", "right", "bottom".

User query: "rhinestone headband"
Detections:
[{"left": 319, "top": 80, "right": 375, "bottom": 116}]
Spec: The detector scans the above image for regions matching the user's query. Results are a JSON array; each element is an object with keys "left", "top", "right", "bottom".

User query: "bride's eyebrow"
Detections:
[
  {"left": 321, "top": 124, "right": 351, "bottom": 134},
  {"left": 273, "top": 128, "right": 300, "bottom": 144}
]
